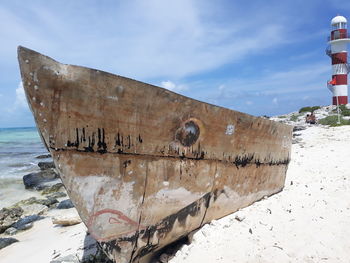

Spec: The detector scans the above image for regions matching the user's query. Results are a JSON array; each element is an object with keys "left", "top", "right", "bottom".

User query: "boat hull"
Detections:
[{"left": 18, "top": 46, "right": 292, "bottom": 262}]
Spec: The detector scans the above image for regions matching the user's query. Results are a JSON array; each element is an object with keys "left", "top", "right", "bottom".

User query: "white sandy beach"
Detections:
[
  {"left": 1, "top": 124, "right": 350, "bottom": 263},
  {"left": 0, "top": 208, "right": 96, "bottom": 263}
]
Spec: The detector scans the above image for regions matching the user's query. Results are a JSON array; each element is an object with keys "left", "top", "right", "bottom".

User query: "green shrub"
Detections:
[
  {"left": 290, "top": 114, "right": 300, "bottom": 121},
  {"left": 318, "top": 115, "right": 350, "bottom": 126},
  {"left": 299, "top": 106, "right": 321, "bottom": 113},
  {"left": 339, "top": 105, "right": 350, "bottom": 116},
  {"left": 343, "top": 111, "right": 350, "bottom": 116}
]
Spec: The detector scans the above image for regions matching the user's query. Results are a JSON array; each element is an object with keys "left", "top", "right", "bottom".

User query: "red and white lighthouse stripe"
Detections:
[{"left": 328, "top": 15, "right": 350, "bottom": 105}]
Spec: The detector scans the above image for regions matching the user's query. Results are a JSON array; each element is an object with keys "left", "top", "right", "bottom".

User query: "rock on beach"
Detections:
[
  {"left": 0, "top": 237, "right": 19, "bottom": 250},
  {"left": 21, "top": 203, "right": 48, "bottom": 216},
  {"left": 45, "top": 192, "right": 67, "bottom": 199},
  {"left": 4, "top": 227, "right": 18, "bottom": 236},
  {"left": 14, "top": 196, "right": 59, "bottom": 208},
  {"left": 35, "top": 154, "right": 52, "bottom": 159},
  {"left": 57, "top": 199, "right": 74, "bottom": 209},
  {"left": 23, "top": 169, "right": 59, "bottom": 190},
  {"left": 52, "top": 209, "right": 82, "bottom": 226},
  {"left": 12, "top": 215, "right": 44, "bottom": 230},
  {"left": 0, "top": 207, "right": 23, "bottom": 233},
  {"left": 41, "top": 183, "right": 65, "bottom": 195},
  {"left": 22, "top": 160, "right": 61, "bottom": 191},
  {"left": 38, "top": 161, "right": 56, "bottom": 170}
]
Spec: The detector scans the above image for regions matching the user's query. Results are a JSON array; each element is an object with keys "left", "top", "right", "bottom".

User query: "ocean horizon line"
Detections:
[{"left": 0, "top": 126, "right": 36, "bottom": 130}]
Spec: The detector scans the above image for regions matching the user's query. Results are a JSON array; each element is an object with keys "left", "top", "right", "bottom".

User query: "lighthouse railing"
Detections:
[{"left": 327, "top": 32, "right": 350, "bottom": 41}]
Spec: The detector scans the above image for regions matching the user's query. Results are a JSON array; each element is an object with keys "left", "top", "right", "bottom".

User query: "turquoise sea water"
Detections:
[{"left": 0, "top": 127, "right": 49, "bottom": 208}]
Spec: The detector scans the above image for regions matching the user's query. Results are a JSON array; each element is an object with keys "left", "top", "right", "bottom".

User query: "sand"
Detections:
[
  {"left": 0, "top": 209, "right": 94, "bottom": 263},
  {"left": 1, "top": 124, "right": 350, "bottom": 262}
]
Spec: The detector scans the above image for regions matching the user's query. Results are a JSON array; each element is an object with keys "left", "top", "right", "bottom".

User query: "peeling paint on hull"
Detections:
[{"left": 18, "top": 46, "right": 293, "bottom": 263}]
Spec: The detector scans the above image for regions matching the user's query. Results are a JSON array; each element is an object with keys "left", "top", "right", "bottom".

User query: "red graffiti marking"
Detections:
[
  {"left": 93, "top": 209, "right": 139, "bottom": 226},
  {"left": 87, "top": 209, "right": 145, "bottom": 242},
  {"left": 109, "top": 217, "right": 123, "bottom": 224}
]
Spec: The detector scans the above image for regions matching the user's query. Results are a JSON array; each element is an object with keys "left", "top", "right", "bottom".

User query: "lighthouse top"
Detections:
[{"left": 331, "top": 15, "right": 347, "bottom": 28}]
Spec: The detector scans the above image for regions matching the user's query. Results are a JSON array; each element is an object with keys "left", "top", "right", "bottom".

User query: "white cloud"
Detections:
[
  {"left": 7, "top": 82, "right": 29, "bottom": 113},
  {"left": 0, "top": 0, "right": 339, "bottom": 124},
  {"left": 160, "top": 81, "right": 187, "bottom": 92},
  {"left": 0, "top": 1, "right": 294, "bottom": 80},
  {"left": 245, "top": 101, "right": 253, "bottom": 105},
  {"left": 216, "top": 62, "right": 330, "bottom": 98},
  {"left": 160, "top": 81, "right": 176, "bottom": 91},
  {"left": 15, "top": 82, "right": 27, "bottom": 108},
  {"left": 198, "top": 61, "right": 331, "bottom": 115},
  {"left": 218, "top": 85, "right": 225, "bottom": 91}
]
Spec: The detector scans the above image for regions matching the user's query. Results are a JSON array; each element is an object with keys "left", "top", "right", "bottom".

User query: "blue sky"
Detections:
[{"left": 0, "top": 0, "right": 349, "bottom": 128}]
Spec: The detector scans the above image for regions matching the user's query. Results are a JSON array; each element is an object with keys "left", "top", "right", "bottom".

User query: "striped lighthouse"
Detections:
[{"left": 327, "top": 15, "right": 350, "bottom": 105}]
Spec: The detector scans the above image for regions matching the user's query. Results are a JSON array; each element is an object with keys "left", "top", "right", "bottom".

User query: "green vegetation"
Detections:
[
  {"left": 278, "top": 115, "right": 287, "bottom": 119},
  {"left": 299, "top": 106, "right": 321, "bottom": 113},
  {"left": 290, "top": 113, "right": 301, "bottom": 122},
  {"left": 318, "top": 115, "right": 350, "bottom": 127},
  {"left": 339, "top": 105, "right": 350, "bottom": 116}
]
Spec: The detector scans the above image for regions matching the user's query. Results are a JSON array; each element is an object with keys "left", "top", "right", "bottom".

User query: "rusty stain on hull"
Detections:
[{"left": 17, "top": 46, "right": 293, "bottom": 263}]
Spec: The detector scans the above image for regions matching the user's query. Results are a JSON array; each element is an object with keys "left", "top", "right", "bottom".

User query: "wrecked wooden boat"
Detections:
[{"left": 18, "top": 46, "right": 292, "bottom": 263}]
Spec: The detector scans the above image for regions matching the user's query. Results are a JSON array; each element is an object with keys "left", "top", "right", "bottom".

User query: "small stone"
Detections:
[
  {"left": 235, "top": 214, "right": 246, "bottom": 222},
  {"left": 0, "top": 237, "right": 19, "bottom": 250},
  {"left": 293, "top": 126, "right": 306, "bottom": 132},
  {"left": 16, "top": 222, "right": 33, "bottom": 231},
  {"left": 36, "top": 197, "right": 59, "bottom": 207},
  {"left": 57, "top": 199, "right": 74, "bottom": 209},
  {"left": 249, "top": 228, "right": 253, "bottom": 234},
  {"left": 38, "top": 161, "right": 55, "bottom": 170},
  {"left": 4, "top": 227, "right": 18, "bottom": 236},
  {"left": 21, "top": 203, "right": 48, "bottom": 216},
  {"left": 13, "top": 215, "right": 44, "bottom": 230},
  {"left": 36, "top": 154, "right": 52, "bottom": 159},
  {"left": 13, "top": 197, "right": 38, "bottom": 207},
  {"left": 15, "top": 196, "right": 58, "bottom": 208},
  {"left": 46, "top": 192, "right": 67, "bottom": 199},
  {"left": 0, "top": 207, "right": 23, "bottom": 233},
  {"left": 50, "top": 254, "right": 79, "bottom": 263},
  {"left": 41, "top": 183, "right": 65, "bottom": 195}
]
